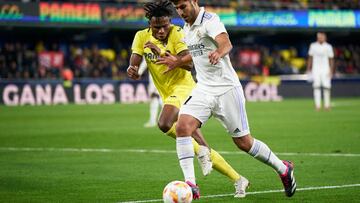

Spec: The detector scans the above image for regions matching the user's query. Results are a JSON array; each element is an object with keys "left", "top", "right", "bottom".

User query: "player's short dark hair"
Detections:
[{"left": 144, "top": 0, "right": 173, "bottom": 20}]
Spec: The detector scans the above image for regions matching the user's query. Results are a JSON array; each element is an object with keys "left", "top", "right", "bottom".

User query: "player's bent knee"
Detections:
[
  {"left": 233, "top": 134, "right": 253, "bottom": 152},
  {"left": 157, "top": 120, "right": 173, "bottom": 133},
  {"left": 175, "top": 123, "right": 193, "bottom": 137}
]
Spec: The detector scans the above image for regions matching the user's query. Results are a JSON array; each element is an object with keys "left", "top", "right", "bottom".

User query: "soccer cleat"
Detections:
[
  {"left": 234, "top": 176, "right": 250, "bottom": 198},
  {"left": 280, "top": 160, "right": 297, "bottom": 197},
  {"left": 196, "top": 146, "right": 213, "bottom": 176},
  {"left": 186, "top": 181, "right": 200, "bottom": 200}
]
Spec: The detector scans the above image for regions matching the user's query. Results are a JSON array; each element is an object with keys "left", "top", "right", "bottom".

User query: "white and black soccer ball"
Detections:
[{"left": 162, "top": 180, "right": 193, "bottom": 203}]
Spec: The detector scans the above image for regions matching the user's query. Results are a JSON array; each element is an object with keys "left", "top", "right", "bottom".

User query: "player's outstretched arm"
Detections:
[
  {"left": 127, "top": 53, "right": 143, "bottom": 80},
  {"left": 157, "top": 50, "right": 193, "bottom": 74},
  {"left": 208, "top": 32, "right": 233, "bottom": 65}
]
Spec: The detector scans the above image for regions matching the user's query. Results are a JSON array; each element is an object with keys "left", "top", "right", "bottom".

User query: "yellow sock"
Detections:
[
  {"left": 166, "top": 122, "right": 200, "bottom": 154},
  {"left": 211, "top": 149, "right": 241, "bottom": 182},
  {"left": 165, "top": 123, "right": 177, "bottom": 139},
  {"left": 192, "top": 139, "right": 200, "bottom": 155},
  {"left": 166, "top": 123, "right": 239, "bottom": 182}
]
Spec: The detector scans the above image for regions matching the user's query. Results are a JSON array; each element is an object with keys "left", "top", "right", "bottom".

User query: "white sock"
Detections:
[
  {"left": 248, "top": 139, "right": 287, "bottom": 175},
  {"left": 314, "top": 88, "right": 321, "bottom": 109},
  {"left": 324, "top": 88, "right": 331, "bottom": 108},
  {"left": 149, "top": 97, "right": 160, "bottom": 124},
  {"left": 176, "top": 136, "right": 196, "bottom": 184}
]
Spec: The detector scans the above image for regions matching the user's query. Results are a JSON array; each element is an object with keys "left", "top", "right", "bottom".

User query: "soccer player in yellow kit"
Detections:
[{"left": 127, "top": 0, "right": 248, "bottom": 197}]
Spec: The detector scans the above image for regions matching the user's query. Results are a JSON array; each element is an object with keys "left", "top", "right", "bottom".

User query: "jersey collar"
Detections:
[{"left": 185, "top": 7, "right": 205, "bottom": 28}]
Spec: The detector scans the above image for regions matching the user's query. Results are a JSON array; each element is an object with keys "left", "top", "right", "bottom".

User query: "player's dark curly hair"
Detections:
[{"left": 144, "top": 0, "right": 173, "bottom": 20}]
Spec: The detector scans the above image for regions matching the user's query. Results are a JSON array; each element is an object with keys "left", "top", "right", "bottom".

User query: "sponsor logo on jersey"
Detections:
[
  {"left": 144, "top": 52, "right": 158, "bottom": 62},
  {"left": 203, "top": 12, "right": 212, "bottom": 20},
  {"left": 188, "top": 43, "right": 205, "bottom": 57}
]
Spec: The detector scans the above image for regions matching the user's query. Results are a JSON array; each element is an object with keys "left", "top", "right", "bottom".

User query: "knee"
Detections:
[
  {"left": 237, "top": 141, "right": 251, "bottom": 152},
  {"left": 176, "top": 122, "right": 193, "bottom": 136},
  {"left": 157, "top": 119, "right": 173, "bottom": 133},
  {"left": 233, "top": 134, "right": 253, "bottom": 152}
]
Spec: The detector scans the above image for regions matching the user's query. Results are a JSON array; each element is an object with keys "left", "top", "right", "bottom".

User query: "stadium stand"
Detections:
[
  {"left": 1, "top": 38, "right": 359, "bottom": 79},
  {"left": 1, "top": 0, "right": 360, "bottom": 79},
  {"left": 15, "top": 0, "right": 360, "bottom": 9}
]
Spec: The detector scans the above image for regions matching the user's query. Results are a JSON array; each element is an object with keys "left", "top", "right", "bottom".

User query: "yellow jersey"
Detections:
[{"left": 131, "top": 25, "right": 196, "bottom": 101}]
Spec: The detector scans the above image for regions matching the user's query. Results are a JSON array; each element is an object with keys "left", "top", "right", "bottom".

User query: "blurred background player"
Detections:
[
  {"left": 126, "top": 0, "right": 248, "bottom": 197},
  {"left": 307, "top": 32, "right": 335, "bottom": 111},
  {"left": 137, "top": 57, "right": 162, "bottom": 128}
]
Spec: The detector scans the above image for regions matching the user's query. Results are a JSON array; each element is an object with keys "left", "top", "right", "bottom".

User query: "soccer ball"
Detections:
[{"left": 162, "top": 180, "right": 193, "bottom": 203}]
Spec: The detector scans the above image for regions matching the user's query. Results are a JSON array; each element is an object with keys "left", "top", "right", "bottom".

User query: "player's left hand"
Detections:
[
  {"left": 208, "top": 50, "right": 220, "bottom": 65},
  {"left": 157, "top": 52, "right": 179, "bottom": 74}
]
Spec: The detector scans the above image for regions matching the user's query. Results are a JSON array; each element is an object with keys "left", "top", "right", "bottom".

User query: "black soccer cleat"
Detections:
[{"left": 279, "top": 160, "right": 296, "bottom": 197}]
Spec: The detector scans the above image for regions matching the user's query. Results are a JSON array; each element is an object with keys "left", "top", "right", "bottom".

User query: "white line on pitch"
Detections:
[
  {"left": 0, "top": 147, "right": 359, "bottom": 157},
  {"left": 118, "top": 183, "right": 360, "bottom": 203}
]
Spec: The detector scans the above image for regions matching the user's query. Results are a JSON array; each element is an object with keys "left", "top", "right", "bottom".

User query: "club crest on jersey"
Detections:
[{"left": 197, "top": 31, "right": 201, "bottom": 39}]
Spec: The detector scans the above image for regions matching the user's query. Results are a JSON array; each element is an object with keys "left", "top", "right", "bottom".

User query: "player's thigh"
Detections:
[
  {"left": 214, "top": 86, "right": 250, "bottom": 137},
  {"left": 164, "top": 85, "right": 193, "bottom": 109},
  {"left": 320, "top": 73, "right": 331, "bottom": 88},
  {"left": 158, "top": 85, "right": 194, "bottom": 128},
  {"left": 158, "top": 104, "right": 179, "bottom": 130},
  {"left": 179, "top": 89, "right": 212, "bottom": 125},
  {"left": 312, "top": 73, "right": 321, "bottom": 88}
]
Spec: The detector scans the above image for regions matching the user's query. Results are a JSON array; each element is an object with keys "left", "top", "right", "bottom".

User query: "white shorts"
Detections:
[
  {"left": 313, "top": 72, "right": 331, "bottom": 89},
  {"left": 180, "top": 86, "right": 250, "bottom": 137}
]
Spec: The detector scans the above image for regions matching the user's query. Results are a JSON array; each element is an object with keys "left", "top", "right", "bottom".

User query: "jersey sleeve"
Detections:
[
  {"left": 308, "top": 43, "right": 314, "bottom": 56},
  {"left": 172, "top": 26, "right": 188, "bottom": 54},
  {"left": 205, "top": 14, "right": 227, "bottom": 39},
  {"left": 131, "top": 31, "right": 144, "bottom": 56},
  {"left": 328, "top": 44, "right": 334, "bottom": 58}
]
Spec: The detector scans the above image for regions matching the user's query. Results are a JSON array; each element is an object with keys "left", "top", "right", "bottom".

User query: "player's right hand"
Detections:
[
  {"left": 208, "top": 50, "right": 221, "bottom": 65},
  {"left": 144, "top": 41, "right": 161, "bottom": 56},
  {"left": 127, "top": 65, "right": 140, "bottom": 80}
]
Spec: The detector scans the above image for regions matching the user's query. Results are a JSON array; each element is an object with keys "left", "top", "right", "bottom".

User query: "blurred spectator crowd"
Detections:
[
  {"left": 0, "top": 42, "right": 131, "bottom": 80},
  {"left": 219, "top": 0, "right": 360, "bottom": 10},
  {"left": 1, "top": 40, "right": 359, "bottom": 80},
  {"left": 230, "top": 44, "right": 360, "bottom": 76},
  {"left": 18, "top": 0, "right": 360, "bottom": 10}
]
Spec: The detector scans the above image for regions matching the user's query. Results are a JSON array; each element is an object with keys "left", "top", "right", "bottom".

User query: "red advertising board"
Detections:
[{"left": 38, "top": 51, "right": 64, "bottom": 68}]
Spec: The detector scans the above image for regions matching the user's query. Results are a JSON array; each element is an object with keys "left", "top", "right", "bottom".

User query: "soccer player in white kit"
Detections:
[
  {"left": 161, "top": 0, "right": 297, "bottom": 199},
  {"left": 307, "top": 32, "right": 335, "bottom": 111}
]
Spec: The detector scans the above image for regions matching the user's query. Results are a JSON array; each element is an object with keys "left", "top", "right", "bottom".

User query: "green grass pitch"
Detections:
[{"left": 0, "top": 98, "right": 359, "bottom": 202}]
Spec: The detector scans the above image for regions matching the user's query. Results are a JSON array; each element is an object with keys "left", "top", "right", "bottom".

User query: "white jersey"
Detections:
[
  {"left": 308, "top": 41, "right": 334, "bottom": 74},
  {"left": 183, "top": 7, "right": 241, "bottom": 95}
]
